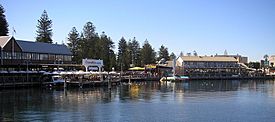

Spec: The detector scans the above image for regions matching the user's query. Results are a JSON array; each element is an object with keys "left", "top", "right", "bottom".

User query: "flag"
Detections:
[{"left": 12, "top": 27, "right": 16, "bottom": 34}]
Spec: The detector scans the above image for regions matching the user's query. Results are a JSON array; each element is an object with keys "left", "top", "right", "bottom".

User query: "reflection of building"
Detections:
[
  {"left": 176, "top": 56, "right": 245, "bottom": 78},
  {"left": 0, "top": 36, "right": 72, "bottom": 69}
]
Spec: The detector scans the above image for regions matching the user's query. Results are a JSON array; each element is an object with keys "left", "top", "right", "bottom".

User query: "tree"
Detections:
[
  {"left": 140, "top": 39, "right": 156, "bottom": 66},
  {"left": 77, "top": 33, "right": 86, "bottom": 60},
  {"left": 248, "top": 62, "right": 260, "bottom": 71},
  {"left": 83, "top": 22, "right": 96, "bottom": 40},
  {"left": 77, "top": 22, "right": 97, "bottom": 59},
  {"left": 36, "top": 10, "right": 53, "bottom": 43},
  {"left": 128, "top": 37, "right": 141, "bottom": 67},
  {"left": 193, "top": 50, "right": 198, "bottom": 56},
  {"left": 169, "top": 52, "right": 176, "bottom": 60},
  {"left": 98, "top": 32, "right": 116, "bottom": 71},
  {"left": 179, "top": 51, "right": 184, "bottom": 57},
  {"left": 67, "top": 27, "right": 80, "bottom": 63},
  {"left": 117, "top": 37, "right": 130, "bottom": 71},
  {"left": 83, "top": 22, "right": 97, "bottom": 59},
  {"left": 158, "top": 45, "right": 169, "bottom": 61},
  {"left": 263, "top": 54, "right": 269, "bottom": 75},
  {"left": 0, "top": 4, "right": 8, "bottom": 36}
]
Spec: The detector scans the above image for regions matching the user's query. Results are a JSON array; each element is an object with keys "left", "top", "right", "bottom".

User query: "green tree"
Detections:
[
  {"left": 67, "top": 27, "right": 80, "bottom": 63},
  {"left": 117, "top": 37, "right": 130, "bottom": 71},
  {"left": 128, "top": 37, "right": 141, "bottom": 67},
  {"left": 263, "top": 54, "right": 269, "bottom": 75},
  {"left": 77, "top": 33, "right": 86, "bottom": 60},
  {"left": 36, "top": 10, "right": 53, "bottom": 43},
  {"left": 140, "top": 39, "right": 156, "bottom": 66},
  {"left": 0, "top": 4, "right": 8, "bottom": 36},
  {"left": 248, "top": 62, "right": 260, "bottom": 71},
  {"left": 81, "top": 22, "right": 97, "bottom": 59},
  {"left": 98, "top": 32, "right": 115, "bottom": 71},
  {"left": 169, "top": 52, "right": 176, "bottom": 60},
  {"left": 83, "top": 21, "right": 96, "bottom": 40},
  {"left": 158, "top": 45, "right": 169, "bottom": 61}
]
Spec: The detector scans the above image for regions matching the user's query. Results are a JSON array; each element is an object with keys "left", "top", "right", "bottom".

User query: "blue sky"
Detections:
[{"left": 2, "top": 0, "right": 275, "bottom": 61}]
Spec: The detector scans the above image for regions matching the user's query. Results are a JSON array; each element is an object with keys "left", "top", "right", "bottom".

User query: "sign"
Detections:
[
  {"left": 82, "top": 59, "right": 104, "bottom": 72},
  {"left": 88, "top": 66, "right": 99, "bottom": 71},
  {"left": 82, "top": 59, "right": 103, "bottom": 66}
]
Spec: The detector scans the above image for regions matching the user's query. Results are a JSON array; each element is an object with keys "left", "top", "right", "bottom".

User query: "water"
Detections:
[{"left": 1, "top": 80, "right": 275, "bottom": 122}]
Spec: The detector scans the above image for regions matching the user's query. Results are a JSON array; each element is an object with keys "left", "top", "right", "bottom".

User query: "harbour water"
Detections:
[{"left": 1, "top": 80, "right": 275, "bottom": 122}]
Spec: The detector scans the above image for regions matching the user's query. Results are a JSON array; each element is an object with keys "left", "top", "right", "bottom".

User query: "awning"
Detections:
[{"left": 129, "top": 67, "right": 145, "bottom": 71}]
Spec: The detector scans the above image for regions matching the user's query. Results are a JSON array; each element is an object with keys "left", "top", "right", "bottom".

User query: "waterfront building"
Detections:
[
  {"left": 268, "top": 55, "right": 275, "bottom": 75},
  {"left": 176, "top": 55, "right": 247, "bottom": 79},
  {"left": 269, "top": 55, "right": 275, "bottom": 67},
  {"left": 0, "top": 36, "right": 73, "bottom": 70},
  {"left": 215, "top": 54, "right": 248, "bottom": 64}
]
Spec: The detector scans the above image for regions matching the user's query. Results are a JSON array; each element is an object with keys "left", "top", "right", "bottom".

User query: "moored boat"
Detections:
[{"left": 160, "top": 75, "right": 189, "bottom": 82}]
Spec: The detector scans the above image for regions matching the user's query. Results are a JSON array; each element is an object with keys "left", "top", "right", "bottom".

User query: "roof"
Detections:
[
  {"left": 16, "top": 40, "right": 72, "bottom": 55},
  {"left": 166, "top": 61, "right": 173, "bottom": 67},
  {"left": 180, "top": 56, "right": 237, "bottom": 62},
  {"left": 0, "top": 36, "right": 12, "bottom": 48}
]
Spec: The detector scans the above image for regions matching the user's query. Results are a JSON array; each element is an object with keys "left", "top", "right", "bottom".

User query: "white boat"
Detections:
[
  {"left": 44, "top": 75, "right": 65, "bottom": 87},
  {"left": 160, "top": 75, "right": 189, "bottom": 82},
  {"left": 52, "top": 75, "right": 65, "bottom": 84}
]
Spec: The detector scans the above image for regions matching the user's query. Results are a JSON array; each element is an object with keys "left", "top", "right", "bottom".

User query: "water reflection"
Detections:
[{"left": 1, "top": 80, "right": 275, "bottom": 121}]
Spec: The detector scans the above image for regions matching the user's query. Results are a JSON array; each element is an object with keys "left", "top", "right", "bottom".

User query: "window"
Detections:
[
  {"left": 55, "top": 55, "right": 63, "bottom": 61},
  {"left": 32, "top": 53, "right": 39, "bottom": 60},
  {"left": 49, "top": 54, "right": 55, "bottom": 61},
  {"left": 3, "top": 52, "right": 12, "bottom": 59},
  {"left": 22, "top": 53, "right": 27, "bottom": 59},
  {"left": 64, "top": 55, "right": 72, "bottom": 61},
  {"left": 26, "top": 53, "right": 32, "bottom": 60},
  {"left": 40, "top": 54, "right": 48, "bottom": 60},
  {"left": 14, "top": 52, "right": 21, "bottom": 59}
]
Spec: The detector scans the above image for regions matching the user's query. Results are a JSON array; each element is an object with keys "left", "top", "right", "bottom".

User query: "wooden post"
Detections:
[
  {"left": 79, "top": 75, "right": 83, "bottom": 89},
  {"left": 108, "top": 72, "right": 111, "bottom": 91},
  {"left": 128, "top": 74, "right": 131, "bottom": 84},
  {"left": 64, "top": 77, "right": 67, "bottom": 89}
]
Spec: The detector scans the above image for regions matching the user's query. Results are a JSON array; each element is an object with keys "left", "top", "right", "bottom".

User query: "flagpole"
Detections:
[{"left": 12, "top": 27, "right": 16, "bottom": 60}]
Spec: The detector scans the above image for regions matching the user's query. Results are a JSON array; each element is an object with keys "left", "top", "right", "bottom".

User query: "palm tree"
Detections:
[
  {"left": 264, "top": 54, "right": 269, "bottom": 61},
  {"left": 263, "top": 54, "right": 269, "bottom": 75}
]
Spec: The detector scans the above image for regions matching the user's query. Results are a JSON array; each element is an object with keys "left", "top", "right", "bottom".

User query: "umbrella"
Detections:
[{"left": 129, "top": 67, "right": 145, "bottom": 71}]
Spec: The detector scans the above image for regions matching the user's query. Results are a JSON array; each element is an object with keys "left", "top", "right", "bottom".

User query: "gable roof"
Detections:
[
  {"left": 180, "top": 56, "right": 237, "bottom": 62},
  {"left": 16, "top": 40, "right": 72, "bottom": 55},
  {"left": 0, "top": 36, "right": 13, "bottom": 48}
]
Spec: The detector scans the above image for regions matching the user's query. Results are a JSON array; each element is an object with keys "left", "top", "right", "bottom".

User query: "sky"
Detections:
[{"left": 1, "top": 0, "right": 275, "bottom": 61}]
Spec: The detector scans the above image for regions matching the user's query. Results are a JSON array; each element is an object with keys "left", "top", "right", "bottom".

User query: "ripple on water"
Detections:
[{"left": 1, "top": 80, "right": 275, "bottom": 121}]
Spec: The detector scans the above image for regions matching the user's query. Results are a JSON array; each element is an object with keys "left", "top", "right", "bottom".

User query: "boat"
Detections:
[
  {"left": 43, "top": 75, "right": 65, "bottom": 87},
  {"left": 160, "top": 75, "right": 189, "bottom": 82}
]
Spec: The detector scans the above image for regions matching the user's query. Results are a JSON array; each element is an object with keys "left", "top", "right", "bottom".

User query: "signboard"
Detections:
[
  {"left": 82, "top": 59, "right": 104, "bottom": 72},
  {"left": 88, "top": 66, "right": 99, "bottom": 71},
  {"left": 82, "top": 59, "right": 103, "bottom": 67}
]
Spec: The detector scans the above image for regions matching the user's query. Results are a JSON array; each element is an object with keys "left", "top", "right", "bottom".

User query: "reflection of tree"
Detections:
[
  {"left": 0, "top": 87, "right": 119, "bottom": 121},
  {"left": 130, "top": 84, "right": 139, "bottom": 98}
]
